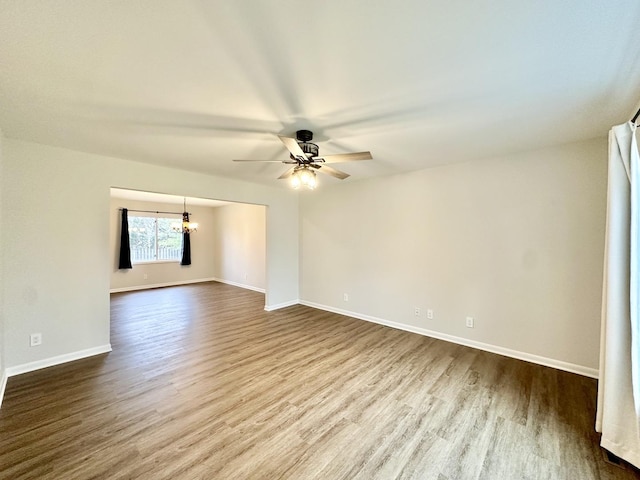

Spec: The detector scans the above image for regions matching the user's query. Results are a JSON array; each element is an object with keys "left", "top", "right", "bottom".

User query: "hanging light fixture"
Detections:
[
  {"left": 171, "top": 198, "right": 199, "bottom": 233},
  {"left": 290, "top": 166, "right": 317, "bottom": 190}
]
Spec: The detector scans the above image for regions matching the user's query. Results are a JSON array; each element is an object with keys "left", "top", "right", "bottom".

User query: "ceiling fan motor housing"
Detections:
[
  {"left": 299, "top": 142, "right": 318, "bottom": 159},
  {"left": 290, "top": 130, "right": 318, "bottom": 161}
]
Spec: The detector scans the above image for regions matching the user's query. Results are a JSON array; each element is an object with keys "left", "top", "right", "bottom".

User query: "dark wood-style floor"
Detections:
[{"left": 0, "top": 282, "right": 638, "bottom": 479}]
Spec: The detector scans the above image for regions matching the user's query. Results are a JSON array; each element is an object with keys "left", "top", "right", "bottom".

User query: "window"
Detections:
[{"left": 128, "top": 216, "right": 182, "bottom": 263}]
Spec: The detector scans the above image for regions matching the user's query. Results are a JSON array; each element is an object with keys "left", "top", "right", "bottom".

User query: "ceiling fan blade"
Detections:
[
  {"left": 234, "top": 159, "right": 299, "bottom": 165},
  {"left": 318, "top": 165, "right": 350, "bottom": 180},
  {"left": 278, "top": 167, "right": 296, "bottom": 180},
  {"left": 279, "top": 135, "right": 307, "bottom": 159},
  {"left": 233, "top": 159, "right": 285, "bottom": 162},
  {"left": 315, "top": 152, "right": 373, "bottom": 163}
]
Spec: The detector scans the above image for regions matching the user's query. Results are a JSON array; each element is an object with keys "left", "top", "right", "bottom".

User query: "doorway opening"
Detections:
[{"left": 110, "top": 188, "right": 267, "bottom": 296}]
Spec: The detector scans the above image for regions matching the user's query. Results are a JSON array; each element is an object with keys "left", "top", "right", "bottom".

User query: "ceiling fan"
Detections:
[{"left": 233, "top": 130, "right": 372, "bottom": 189}]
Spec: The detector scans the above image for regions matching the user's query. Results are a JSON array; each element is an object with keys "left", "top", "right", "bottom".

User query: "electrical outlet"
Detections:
[
  {"left": 414, "top": 307, "right": 421, "bottom": 316},
  {"left": 466, "top": 316, "right": 474, "bottom": 328},
  {"left": 143, "top": 273, "right": 148, "bottom": 280},
  {"left": 30, "top": 333, "right": 42, "bottom": 347},
  {"left": 343, "top": 293, "right": 349, "bottom": 301},
  {"left": 427, "top": 309, "right": 434, "bottom": 319}
]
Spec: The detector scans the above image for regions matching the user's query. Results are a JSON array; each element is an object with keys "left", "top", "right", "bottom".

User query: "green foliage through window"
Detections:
[{"left": 129, "top": 216, "right": 182, "bottom": 262}]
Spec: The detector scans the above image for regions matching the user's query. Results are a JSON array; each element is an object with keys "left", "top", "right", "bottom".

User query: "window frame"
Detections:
[{"left": 128, "top": 213, "right": 183, "bottom": 264}]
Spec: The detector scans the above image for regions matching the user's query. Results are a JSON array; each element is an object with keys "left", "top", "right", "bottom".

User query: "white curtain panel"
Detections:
[{"left": 596, "top": 121, "right": 640, "bottom": 468}]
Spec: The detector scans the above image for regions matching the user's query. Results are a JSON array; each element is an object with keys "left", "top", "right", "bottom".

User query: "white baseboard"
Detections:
[
  {"left": 5, "top": 344, "right": 113, "bottom": 378},
  {"left": 211, "top": 277, "right": 266, "bottom": 294},
  {"left": 110, "top": 278, "right": 217, "bottom": 293},
  {"left": 0, "top": 369, "right": 7, "bottom": 409},
  {"left": 264, "top": 299, "right": 300, "bottom": 312},
  {"left": 299, "top": 300, "right": 599, "bottom": 379}
]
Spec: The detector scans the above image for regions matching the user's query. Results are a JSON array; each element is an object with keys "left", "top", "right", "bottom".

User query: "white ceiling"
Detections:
[{"left": 1, "top": 1, "right": 640, "bottom": 187}]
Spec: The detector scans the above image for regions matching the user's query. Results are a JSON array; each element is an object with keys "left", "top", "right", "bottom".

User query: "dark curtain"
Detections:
[
  {"left": 181, "top": 212, "right": 192, "bottom": 266},
  {"left": 118, "top": 208, "right": 132, "bottom": 269}
]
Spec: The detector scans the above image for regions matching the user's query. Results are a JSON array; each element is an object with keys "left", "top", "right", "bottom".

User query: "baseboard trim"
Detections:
[
  {"left": 211, "top": 278, "right": 266, "bottom": 294},
  {"left": 6, "top": 344, "right": 113, "bottom": 377},
  {"left": 0, "top": 370, "right": 7, "bottom": 409},
  {"left": 110, "top": 278, "right": 217, "bottom": 293},
  {"left": 299, "top": 300, "right": 599, "bottom": 379},
  {"left": 264, "top": 299, "right": 300, "bottom": 312}
]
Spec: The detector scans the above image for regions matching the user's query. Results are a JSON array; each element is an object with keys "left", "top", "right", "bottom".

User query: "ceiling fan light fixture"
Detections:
[
  {"left": 291, "top": 167, "right": 317, "bottom": 190},
  {"left": 291, "top": 174, "right": 301, "bottom": 189}
]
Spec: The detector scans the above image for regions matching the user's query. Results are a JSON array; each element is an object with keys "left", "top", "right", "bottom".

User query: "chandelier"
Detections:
[
  {"left": 290, "top": 166, "right": 317, "bottom": 190},
  {"left": 171, "top": 198, "right": 198, "bottom": 233}
]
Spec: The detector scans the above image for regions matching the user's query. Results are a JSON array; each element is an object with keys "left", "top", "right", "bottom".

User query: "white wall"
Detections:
[
  {"left": 0, "top": 131, "right": 5, "bottom": 401},
  {"left": 110, "top": 198, "right": 217, "bottom": 290},
  {"left": 1, "top": 138, "right": 299, "bottom": 371},
  {"left": 211, "top": 203, "right": 266, "bottom": 291},
  {"left": 300, "top": 138, "right": 607, "bottom": 373}
]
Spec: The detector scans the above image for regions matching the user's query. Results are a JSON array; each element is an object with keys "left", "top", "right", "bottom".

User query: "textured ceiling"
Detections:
[{"left": 1, "top": 1, "right": 640, "bottom": 187}]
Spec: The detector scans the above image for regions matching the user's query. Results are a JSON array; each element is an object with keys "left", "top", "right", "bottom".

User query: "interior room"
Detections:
[
  {"left": 109, "top": 188, "right": 267, "bottom": 294},
  {"left": 1, "top": 1, "right": 640, "bottom": 478}
]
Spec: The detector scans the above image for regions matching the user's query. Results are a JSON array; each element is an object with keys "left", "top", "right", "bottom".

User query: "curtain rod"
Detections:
[
  {"left": 118, "top": 208, "right": 191, "bottom": 215},
  {"left": 632, "top": 107, "right": 640, "bottom": 124}
]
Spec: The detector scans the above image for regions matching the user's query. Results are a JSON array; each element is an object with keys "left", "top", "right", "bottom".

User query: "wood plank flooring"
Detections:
[{"left": 0, "top": 281, "right": 638, "bottom": 479}]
